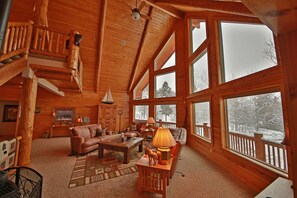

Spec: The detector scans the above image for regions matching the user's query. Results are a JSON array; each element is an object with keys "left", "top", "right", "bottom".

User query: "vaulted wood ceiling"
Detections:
[{"left": 4, "top": 0, "right": 297, "bottom": 95}]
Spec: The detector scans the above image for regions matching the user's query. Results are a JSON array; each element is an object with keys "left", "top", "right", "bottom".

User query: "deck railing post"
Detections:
[
  {"left": 203, "top": 123, "right": 209, "bottom": 138},
  {"left": 254, "top": 133, "right": 265, "bottom": 161}
]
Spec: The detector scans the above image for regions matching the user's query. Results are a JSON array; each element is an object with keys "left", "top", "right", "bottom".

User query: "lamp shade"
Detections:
[
  {"left": 147, "top": 117, "right": 155, "bottom": 124},
  {"left": 152, "top": 127, "right": 176, "bottom": 148}
]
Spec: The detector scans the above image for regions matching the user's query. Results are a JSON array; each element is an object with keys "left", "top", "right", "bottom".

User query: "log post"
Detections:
[
  {"left": 254, "top": 133, "right": 265, "bottom": 161},
  {"left": 278, "top": 30, "right": 297, "bottom": 197},
  {"left": 18, "top": 69, "right": 38, "bottom": 166}
]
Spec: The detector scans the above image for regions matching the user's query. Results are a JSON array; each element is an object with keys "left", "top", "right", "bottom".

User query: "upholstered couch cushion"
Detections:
[
  {"left": 169, "top": 127, "right": 187, "bottom": 145},
  {"left": 74, "top": 127, "right": 91, "bottom": 139},
  {"left": 69, "top": 124, "right": 119, "bottom": 155}
]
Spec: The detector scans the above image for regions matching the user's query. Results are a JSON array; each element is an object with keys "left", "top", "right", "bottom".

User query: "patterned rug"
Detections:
[{"left": 69, "top": 146, "right": 146, "bottom": 188}]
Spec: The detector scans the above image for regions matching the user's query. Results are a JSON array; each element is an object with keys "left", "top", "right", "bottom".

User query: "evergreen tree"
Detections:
[{"left": 155, "top": 81, "right": 175, "bottom": 98}]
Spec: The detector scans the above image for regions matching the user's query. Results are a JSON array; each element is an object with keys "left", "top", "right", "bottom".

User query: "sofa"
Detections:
[
  {"left": 69, "top": 124, "right": 119, "bottom": 155},
  {"left": 124, "top": 122, "right": 146, "bottom": 138},
  {"left": 168, "top": 127, "right": 187, "bottom": 145},
  {"left": 124, "top": 124, "right": 187, "bottom": 145}
]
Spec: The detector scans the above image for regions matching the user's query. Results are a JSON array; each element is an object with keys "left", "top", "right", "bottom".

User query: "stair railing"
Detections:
[{"left": 0, "top": 21, "right": 33, "bottom": 62}]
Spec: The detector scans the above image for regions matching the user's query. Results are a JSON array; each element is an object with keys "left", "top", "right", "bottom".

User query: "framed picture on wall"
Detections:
[
  {"left": 53, "top": 108, "right": 76, "bottom": 124},
  {"left": 3, "top": 105, "right": 18, "bottom": 122}
]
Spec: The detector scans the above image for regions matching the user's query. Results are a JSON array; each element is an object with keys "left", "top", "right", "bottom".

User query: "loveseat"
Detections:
[{"left": 69, "top": 124, "right": 119, "bottom": 155}]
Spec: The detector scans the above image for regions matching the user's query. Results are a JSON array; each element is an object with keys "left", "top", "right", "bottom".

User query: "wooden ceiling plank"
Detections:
[
  {"left": 141, "top": 0, "right": 184, "bottom": 19},
  {"left": 156, "top": 0, "right": 255, "bottom": 17},
  {"left": 95, "top": 0, "right": 107, "bottom": 93},
  {"left": 128, "top": 7, "right": 153, "bottom": 93},
  {"left": 0, "top": 58, "right": 27, "bottom": 86},
  {"left": 37, "top": 78, "right": 65, "bottom": 97},
  {"left": 241, "top": 0, "right": 297, "bottom": 35}
]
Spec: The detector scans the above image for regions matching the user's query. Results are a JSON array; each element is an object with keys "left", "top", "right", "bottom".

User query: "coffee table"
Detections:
[{"left": 98, "top": 137, "right": 144, "bottom": 164}]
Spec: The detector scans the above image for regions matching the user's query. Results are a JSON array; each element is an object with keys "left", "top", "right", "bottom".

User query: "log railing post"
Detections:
[
  {"left": 67, "top": 30, "right": 77, "bottom": 69},
  {"left": 254, "top": 133, "right": 265, "bottom": 161},
  {"left": 24, "top": 21, "right": 33, "bottom": 59}
]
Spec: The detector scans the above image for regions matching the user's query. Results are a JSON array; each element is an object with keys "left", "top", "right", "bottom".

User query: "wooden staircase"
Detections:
[{"left": 0, "top": 21, "right": 83, "bottom": 94}]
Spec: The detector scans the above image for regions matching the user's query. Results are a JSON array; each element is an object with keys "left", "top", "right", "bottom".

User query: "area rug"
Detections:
[{"left": 69, "top": 147, "right": 146, "bottom": 188}]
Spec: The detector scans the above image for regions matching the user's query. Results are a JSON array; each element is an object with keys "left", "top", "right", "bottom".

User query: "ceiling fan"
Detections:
[{"left": 131, "top": 0, "right": 152, "bottom": 21}]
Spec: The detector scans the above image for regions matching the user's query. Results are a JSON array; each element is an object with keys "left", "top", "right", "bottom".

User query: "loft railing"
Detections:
[
  {"left": 0, "top": 21, "right": 33, "bottom": 62},
  {"left": 1, "top": 21, "right": 83, "bottom": 92},
  {"left": 228, "top": 131, "right": 288, "bottom": 173},
  {"left": 31, "top": 24, "right": 69, "bottom": 59}
]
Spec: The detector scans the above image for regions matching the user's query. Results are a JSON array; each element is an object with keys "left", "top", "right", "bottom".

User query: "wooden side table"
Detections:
[{"left": 136, "top": 155, "right": 172, "bottom": 198}]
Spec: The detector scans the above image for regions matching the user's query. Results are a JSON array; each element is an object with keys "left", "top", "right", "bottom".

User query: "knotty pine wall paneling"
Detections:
[{"left": 4, "top": 0, "right": 131, "bottom": 138}]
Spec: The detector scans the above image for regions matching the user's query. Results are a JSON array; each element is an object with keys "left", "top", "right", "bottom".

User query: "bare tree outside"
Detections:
[{"left": 263, "top": 38, "right": 277, "bottom": 65}]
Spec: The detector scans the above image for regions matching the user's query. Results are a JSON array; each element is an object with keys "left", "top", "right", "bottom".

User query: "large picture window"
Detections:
[
  {"left": 189, "top": 19, "right": 207, "bottom": 54},
  {"left": 193, "top": 101, "right": 211, "bottom": 141},
  {"left": 226, "top": 92, "right": 287, "bottom": 172},
  {"left": 155, "top": 72, "right": 176, "bottom": 98},
  {"left": 191, "top": 51, "right": 209, "bottom": 93},
  {"left": 134, "top": 71, "right": 149, "bottom": 100},
  {"left": 134, "top": 105, "right": 149, "bottom": 121},
  {"left": 155, "top": 33, "right": 176, "bottom": 71},
  {"left": 155, "top": 104, "right": 176, "bottom": 128},
  {"left": 220, "top": 22, "right": 277, "bottom": 82}
]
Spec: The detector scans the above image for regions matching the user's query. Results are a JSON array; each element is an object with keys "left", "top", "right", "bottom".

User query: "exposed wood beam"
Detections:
[
  {"left": 37, "top": 78, "right": 65, "bottom": 97},
  {"left": 0, "top": 58, "right": 27, "bottom": 86},
  {"left": 141, "top": 0, "right": 184, "bottom": 19},
  {"left": 95, "top": 0, "right": 107, "bottom": 93},
  {"left": 30, "top": 64, "right": 72, "bottom": 74},
  {"left": 241, "top": 0, "right": 297, "bottom": 35},
  {"left": 58, "top": 87, "right": 81, "bottom": 92},
  {"left": 35, "top": 71, "right": 72, "bottom": 81},
  {"left": 156, "top": 0, "right": 255, "bottom": 17},
  {"left": 128, "top": 7, "right": 153, "bottom": 93}
]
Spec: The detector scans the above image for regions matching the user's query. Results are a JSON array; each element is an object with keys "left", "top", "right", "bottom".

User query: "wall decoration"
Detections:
[
  {"left": 2, "top": 105, "right": 18, "bottom": 122},
  {"left": 52, "top": 108, "right": 76, "bottom": 124}
]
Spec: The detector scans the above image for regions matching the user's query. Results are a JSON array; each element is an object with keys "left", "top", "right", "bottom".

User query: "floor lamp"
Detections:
[{"left": 118, "top": 110, "right": 123, "bottom": 132}]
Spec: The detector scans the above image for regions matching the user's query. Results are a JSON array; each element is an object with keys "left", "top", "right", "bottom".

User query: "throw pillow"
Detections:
[
  {"left": 88, "top": 126, "right": 97, "bottom": 137},
  {"left": 130, "top": 123, "right": 137, "bottom": 131},
  {"left": 95, "top": 128, "right": 103, "bottom": 136},
  {"left": 102, "top": 127, "right": 107, "bottom": 135},
  {"left": 170, "top": 128, "right": 181, "bottom": 140}
]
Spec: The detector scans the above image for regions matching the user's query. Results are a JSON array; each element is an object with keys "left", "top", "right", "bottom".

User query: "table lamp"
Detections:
[{"left": 152, "top": 127, "right": 176, "bottom": 165}]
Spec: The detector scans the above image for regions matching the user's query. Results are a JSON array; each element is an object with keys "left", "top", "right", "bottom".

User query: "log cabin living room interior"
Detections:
[{"left": 0, "top": 0, "right": 296, "bottom": 197}]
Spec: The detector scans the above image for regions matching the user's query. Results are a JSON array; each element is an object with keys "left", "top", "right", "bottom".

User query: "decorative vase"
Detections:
[{"left": 0, "top": 170, "right": 8, "bottom": 187}]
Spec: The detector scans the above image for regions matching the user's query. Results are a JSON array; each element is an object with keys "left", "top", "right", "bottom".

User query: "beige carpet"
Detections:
[{"left": 29, "top": 137, "right": 255, "bottom": 198}]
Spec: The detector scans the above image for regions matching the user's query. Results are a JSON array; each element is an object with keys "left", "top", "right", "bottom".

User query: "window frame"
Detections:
[
  {"left": 191, "top": 49, "right": 210, "bottom": 93},
  {"left": 154, "top": 71, "right": 177, "bottom": 99},
  {"left": 192, "top": 100, "right": 212, "bottom": 143},
  {"left": 133, "top": 105, "right": 149, "bottom": 122},
  {"left": 218, "top": 20, "right": 279, "bottom": 83}
]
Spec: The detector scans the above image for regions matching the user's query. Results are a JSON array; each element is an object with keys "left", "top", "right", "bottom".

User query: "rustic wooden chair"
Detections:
[{"left": 170, "top": 141, "right": 185, "bottom": 178}]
